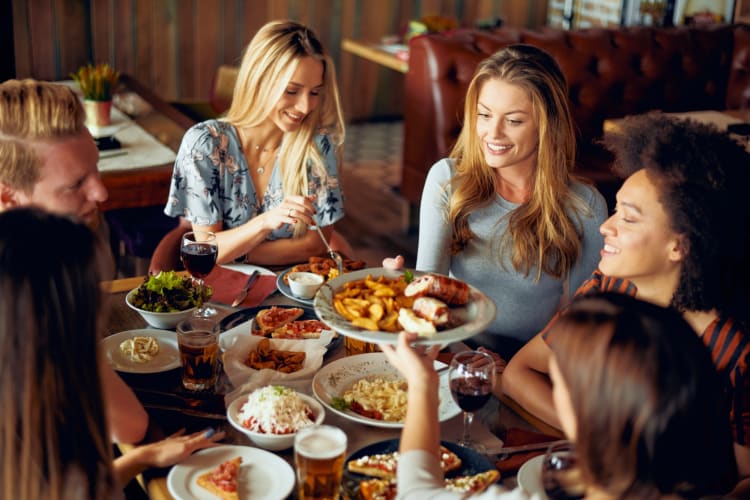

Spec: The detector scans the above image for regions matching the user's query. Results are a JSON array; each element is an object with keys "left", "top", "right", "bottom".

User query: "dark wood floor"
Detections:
[{"left": 336, "top": 168, "right": 417, "bottom": 268}]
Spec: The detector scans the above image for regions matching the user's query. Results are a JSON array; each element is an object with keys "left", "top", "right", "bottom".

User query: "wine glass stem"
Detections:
[{"left": 462, "top": 411, "right": 474, "bottom": 445}]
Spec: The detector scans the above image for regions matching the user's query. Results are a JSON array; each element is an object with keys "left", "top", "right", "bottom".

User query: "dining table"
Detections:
[
  {"left": 60, "top": 74, "right": 194, "bottom": 212},
  {"left": 106, "top": 265, "right": 563, "bottom": 499}
]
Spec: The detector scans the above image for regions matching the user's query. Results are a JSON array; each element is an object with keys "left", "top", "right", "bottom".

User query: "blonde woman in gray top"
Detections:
[{"left": 414, "top": 45, "right": 606, "bottom": 358}]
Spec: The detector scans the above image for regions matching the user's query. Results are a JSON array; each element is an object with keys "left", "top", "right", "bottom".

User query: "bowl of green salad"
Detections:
[{"left": 126, "top": 271, "right": 212, "bottom": 329}]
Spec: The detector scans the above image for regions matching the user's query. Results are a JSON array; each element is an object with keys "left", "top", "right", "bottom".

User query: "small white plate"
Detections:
[
  {"left": 312, "top": 352, "right": 461, "bottom": 428},
  {"left": 167, "top": 444, "right": 294, "bottom": 500},
  {"left": 517, "top": 454, "right": 547, "bottom": 498},
  {"left": 102, "top": 329, "right": 180, "bottom": 373}
]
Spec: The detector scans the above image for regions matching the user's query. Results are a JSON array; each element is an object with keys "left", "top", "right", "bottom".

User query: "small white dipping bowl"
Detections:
[
  {"left": 227, "top": 392, "right": 325, "bottom": 451},
  {"left": 287, "top": 271, "right": 325, "bottom": 299},
  {"left": 125, "top": 288, "right": 197, "bottom": 330}
]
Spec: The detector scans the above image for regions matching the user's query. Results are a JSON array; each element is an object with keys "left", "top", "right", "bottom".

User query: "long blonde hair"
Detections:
[
  {"left": 225, "top": 20, "right": 345, "bottom": 236},
  {"left": 0, "top": 79, "right": 86, "bottom": 193},
  {"left": 449, "top": 44, "right": 588, "bottom": 281}
]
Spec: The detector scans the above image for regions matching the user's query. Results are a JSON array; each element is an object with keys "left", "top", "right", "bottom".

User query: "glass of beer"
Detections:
[
  {"left": 176, "top": 317, "right": 219, "bottom": 391},
  {"left": 294, "top": 425, "right": 348, "bottom": 500}
]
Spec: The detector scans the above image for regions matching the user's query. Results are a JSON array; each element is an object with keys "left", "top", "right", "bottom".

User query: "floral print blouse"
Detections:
[{"left": 164, "top": 120, "right": 344, "bottom": 240}]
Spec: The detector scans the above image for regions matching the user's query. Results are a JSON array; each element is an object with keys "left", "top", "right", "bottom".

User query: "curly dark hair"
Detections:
[{"left": 602, "top": 113, "right": 750, "bottom": 322}]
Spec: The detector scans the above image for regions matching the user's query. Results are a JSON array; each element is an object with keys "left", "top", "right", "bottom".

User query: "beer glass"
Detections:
[
  {"left": 294, "top": 425, "right": 347, "bottom": 500},
  {"left": 176, "top": 317, "right": 219, "bottom": 391}
]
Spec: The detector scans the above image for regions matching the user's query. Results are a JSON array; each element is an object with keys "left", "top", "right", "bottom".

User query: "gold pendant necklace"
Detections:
[{"left": 255, "top": 145, "right": 280, "bottom": 175}]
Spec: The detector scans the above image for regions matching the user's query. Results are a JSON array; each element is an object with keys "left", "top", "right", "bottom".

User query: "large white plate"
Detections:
[
  {"left": 313, "top": 267, "right": 497, "bottom": 345},
  {"left": 102, "top": 329, "right": 180, "bottom": 374},
  {"left": 312, "top": 352, "right": 461, "bottom": 429},
  {"left": 517, "top": 454, "right": 547, "bottom": 498},
  {"left": 167, "top": 445, "right": 294, "bottom": 500}
]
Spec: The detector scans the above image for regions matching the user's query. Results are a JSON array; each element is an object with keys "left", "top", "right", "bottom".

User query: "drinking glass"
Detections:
[
  {"left": 180, "top": 231, "right": 217, "bottom": 317},
  {"left": 176, "top": 317, "right": 219, "bottom": 392},
  {"left": 294, "top": 425, "right": 348, "bottom": 500},
  {"left": 541, "top": 442, "right": 585, "bottom": 500},
  {"left": 449, "top": 350, "right": 496, "bottom": 452}
]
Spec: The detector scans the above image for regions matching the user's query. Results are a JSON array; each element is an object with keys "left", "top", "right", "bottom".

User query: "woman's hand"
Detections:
[
  {"left": 380, "top": 332, "right": 440, "bottom": 390},
  {"left": 137, "top": 428, "right": 226, "bottom": 468},
  {"left": 260, "top": 195, "right": 316, "bottom": 231},
  {"left": 382, "top": 255, "right": 404, "bottom": 270}
]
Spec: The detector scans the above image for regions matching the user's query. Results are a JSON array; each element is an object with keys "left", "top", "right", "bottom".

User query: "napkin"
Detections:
[
  {"left": 204, "top": 266, "right": 277, "bottom": 307},
  {"left": 222, "top": 328, "right": 333, "bottom": 397},
  {"left": 495, "top": 428, "right": 561, "bottom": 474}
]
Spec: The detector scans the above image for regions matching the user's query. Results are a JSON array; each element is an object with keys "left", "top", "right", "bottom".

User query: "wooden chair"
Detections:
[{"left": 170, "top": 64, "right": 238, "bottom": 121}]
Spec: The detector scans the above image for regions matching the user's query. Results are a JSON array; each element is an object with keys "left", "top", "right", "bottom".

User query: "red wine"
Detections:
[
  {"left": 450, "top": 376, "right": 492, "bottom": 412},
  {"left": 181, "top": 242, "right": 217, "bottom": 278}
]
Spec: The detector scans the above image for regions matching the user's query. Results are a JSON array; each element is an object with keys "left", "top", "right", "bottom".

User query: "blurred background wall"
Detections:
[{"left": 8, "top": 0, "right": 548, "bottom": 121}]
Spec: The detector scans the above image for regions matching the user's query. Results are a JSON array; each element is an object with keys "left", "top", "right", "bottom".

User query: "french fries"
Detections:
[{"left": 332, "top": 275, "right": 414, "bottom": 332}]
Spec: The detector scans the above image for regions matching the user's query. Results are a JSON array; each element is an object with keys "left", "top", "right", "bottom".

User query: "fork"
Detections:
[{"left": 313, "top": 225, "right": 344, "bottom": 276}]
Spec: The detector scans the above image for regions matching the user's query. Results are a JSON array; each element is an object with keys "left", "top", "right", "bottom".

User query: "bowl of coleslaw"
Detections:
[{"left": 226, "top": 385, "right": 325, "bottom": 451}]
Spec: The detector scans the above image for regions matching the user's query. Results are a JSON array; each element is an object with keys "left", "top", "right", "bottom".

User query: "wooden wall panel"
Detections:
[
  {"left": 11, "top": 0, "right": 539, "bottom": 120},
  {"left": 12, "top": 0, "right": 33, "bottom": 77}
]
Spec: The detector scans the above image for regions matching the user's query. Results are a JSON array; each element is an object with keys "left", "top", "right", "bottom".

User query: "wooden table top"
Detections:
[
  {"left": 341, "top": 39, "right": 409, "bottom": 74},
  {"left": 107, "top": 271, "right": 561, "bottom": 499}
]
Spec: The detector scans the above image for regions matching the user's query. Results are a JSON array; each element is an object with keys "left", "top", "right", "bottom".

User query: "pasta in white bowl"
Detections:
[{"left": 312, "top": 353, "right": 461, "bottom": 428}]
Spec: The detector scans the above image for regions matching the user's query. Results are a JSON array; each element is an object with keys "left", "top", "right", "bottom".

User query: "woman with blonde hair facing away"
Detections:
[
  {"left": 381, "top": 294, "right": 736, "bottom": 499},
  {"left": 165, "top": 20, "right": 346, "bottom": 265},
  {"left": 411, "top": 44, "right": 607, "bottom": 359},
  {"left": 503, "top": 114, "right": 750, "bottom": 494},
  {"left": 0, "top": 207, "right": 223, "bottom": 499}
]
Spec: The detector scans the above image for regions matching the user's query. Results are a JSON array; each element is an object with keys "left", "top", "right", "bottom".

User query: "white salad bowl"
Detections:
[
  {"left": 126, "top": 288, "right": 197, "bottom": 330},
  {"left": 227, "top": 391, "right": 325, "bottom": 451}
]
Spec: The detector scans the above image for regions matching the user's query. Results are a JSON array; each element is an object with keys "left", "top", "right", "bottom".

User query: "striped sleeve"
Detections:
[
  {"left": 702, "top": 317, "right": 750, "bottom": 447},
  {"left": 543, "top": 270, "right": 637, "bottom": 343}
]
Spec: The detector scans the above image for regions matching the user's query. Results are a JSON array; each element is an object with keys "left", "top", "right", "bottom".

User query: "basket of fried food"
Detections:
[
  {"left": 222, "top": 334, "right": 328, "bottom": 387},
  {"left": 283, "top": 255, "right": 367, "bottom": 285}
]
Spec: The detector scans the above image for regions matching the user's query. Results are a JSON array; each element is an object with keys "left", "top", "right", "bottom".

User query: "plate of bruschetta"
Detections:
[{"left": 313, "top": 267, "right": 496, "bottom": 346}]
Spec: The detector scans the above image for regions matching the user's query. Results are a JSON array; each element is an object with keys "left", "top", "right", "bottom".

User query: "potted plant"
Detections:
[{"left": 71, "top": 63, "right": 120, "bottom": 127}]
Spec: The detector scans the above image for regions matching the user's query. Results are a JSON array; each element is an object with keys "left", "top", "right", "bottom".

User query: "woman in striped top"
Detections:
[{"left": 503, "top": 113, "right": 750, "bottom": 495}]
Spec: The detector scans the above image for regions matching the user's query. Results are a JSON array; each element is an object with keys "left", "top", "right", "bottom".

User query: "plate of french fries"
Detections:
[{"left": 313, "top": 267, "right": 496, "bottom": 346}]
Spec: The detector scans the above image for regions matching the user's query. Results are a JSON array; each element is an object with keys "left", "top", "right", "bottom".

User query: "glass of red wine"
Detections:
[
  {"left": 449, "top": 350, "right": 496, "bottom": 452},
  {"left": 180, "top": 231, "right": 218, "bottom": 317},
  {"left": 542, "top": 442, "right": 585, "bottom": 500}
]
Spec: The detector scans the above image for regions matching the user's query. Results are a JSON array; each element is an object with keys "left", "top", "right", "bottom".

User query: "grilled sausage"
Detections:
[{"left": 404, "top": 274, "right": 469, "bottom": 305}]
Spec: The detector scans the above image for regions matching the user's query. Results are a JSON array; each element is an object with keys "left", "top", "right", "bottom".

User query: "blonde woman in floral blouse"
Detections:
[{"left": 164, "top": 20, "right": 346, "bottom": 265}]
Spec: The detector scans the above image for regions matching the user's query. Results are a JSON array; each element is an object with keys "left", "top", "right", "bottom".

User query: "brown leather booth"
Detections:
[{"left": 401, "top": 24, "right": 750, "bottom": 208}]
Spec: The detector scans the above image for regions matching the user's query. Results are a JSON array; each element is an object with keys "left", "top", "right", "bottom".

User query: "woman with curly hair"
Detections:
[
  {"left": 503, "top": 113, "right": 750, "bottom": 494},
  {"left": 164, "top": 20, "right": 346, "bottom": 265},
  {"left": 410, "top": 44, "right": 607, "bottom": 359}
]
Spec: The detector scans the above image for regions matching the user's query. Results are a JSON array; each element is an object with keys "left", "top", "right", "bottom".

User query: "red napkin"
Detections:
[
  {"left": 203, "top": 267, "right": 278, "bottom": 308},
  {"left": 495, "top": 428, "right": 561, "bottom": 475}
]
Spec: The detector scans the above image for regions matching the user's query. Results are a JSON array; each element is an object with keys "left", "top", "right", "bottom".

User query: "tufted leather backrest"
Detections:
[{"left": 401, "top": 24, "right": 750, "bottom": 205}]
